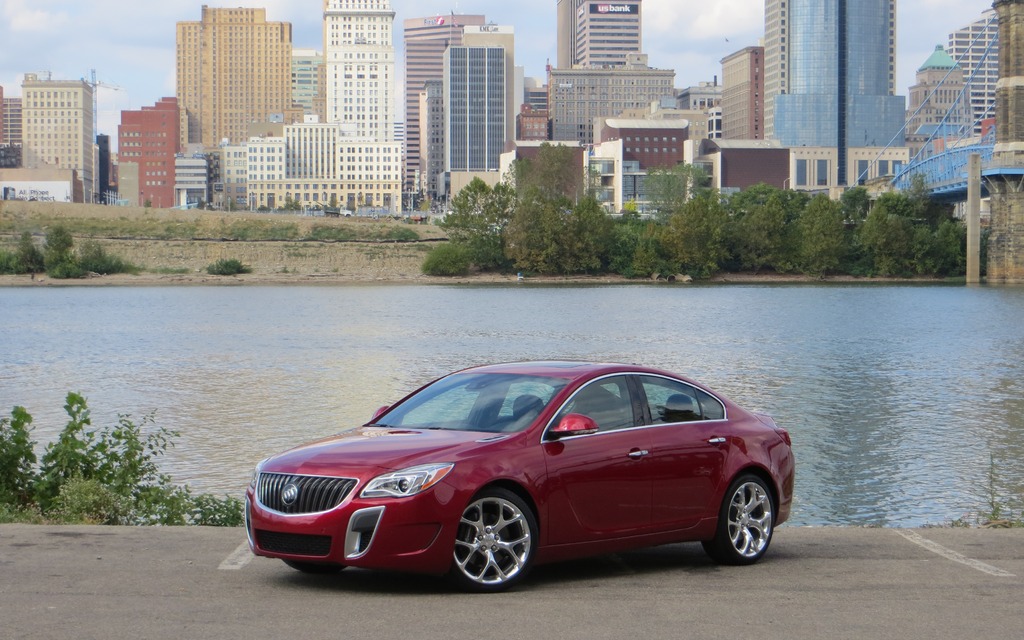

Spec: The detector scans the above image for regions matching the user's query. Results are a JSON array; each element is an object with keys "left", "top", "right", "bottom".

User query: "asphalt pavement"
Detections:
[{"left": 1, "top": 524, "right": 1022, "bottom": 640}]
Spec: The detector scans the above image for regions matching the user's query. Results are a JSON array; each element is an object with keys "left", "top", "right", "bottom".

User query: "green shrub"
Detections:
[
  {"left": 421, "top": 243, "right": 472, "bottom": 276},
  {"left": 206, "top": 258, "right": 252, "bottom": 275},
  {"left": 0, "top": 250, "right": 19, "bottom": 274},
  {"left": 77, "top": 241, "right": 139, "bottom": 275},
  {"left": 18, "top": 232, "right": 44, "bottom": 274},
  {"left": 51, "top": 477, "right": 132, "bottom": 525},
  {"left": 0, "top": 406, "right": 37, "bottom": 507},
  {"left": 44, "top": 225, "right": 79, "bottom": 277},
  {"left": 23, "top": 392, "right": 244, "bottom": 526},
  {"left": 190, "top": 494, "right": 245, "bottom": 527}
]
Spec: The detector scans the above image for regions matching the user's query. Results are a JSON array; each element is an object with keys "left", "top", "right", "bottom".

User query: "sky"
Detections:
[{"left": 0, "top": 0, "right": 997, "bottom": 143}]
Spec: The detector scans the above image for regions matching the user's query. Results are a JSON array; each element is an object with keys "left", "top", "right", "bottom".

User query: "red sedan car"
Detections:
[{"left": 245, "top": 361, "right": 794, "bottom": 591}]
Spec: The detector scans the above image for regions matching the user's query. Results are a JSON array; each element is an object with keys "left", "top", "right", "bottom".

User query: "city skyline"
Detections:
[{"left": 0, "top": 0, "right": 996, "bottom": 143}]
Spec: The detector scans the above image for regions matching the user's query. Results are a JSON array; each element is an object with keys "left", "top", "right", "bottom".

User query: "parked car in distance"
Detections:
[{"left": 245, "top": 361, "right": 795, "bottom": 591}]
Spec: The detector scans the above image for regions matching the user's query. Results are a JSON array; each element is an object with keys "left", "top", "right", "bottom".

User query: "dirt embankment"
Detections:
[{"left": 0, "top": 200, "right": 465, "bottom": 285}]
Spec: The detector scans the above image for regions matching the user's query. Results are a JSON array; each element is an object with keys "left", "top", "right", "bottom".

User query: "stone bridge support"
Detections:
[{"left": 988, "top": 0, "right": 1024, "bottom": 283}]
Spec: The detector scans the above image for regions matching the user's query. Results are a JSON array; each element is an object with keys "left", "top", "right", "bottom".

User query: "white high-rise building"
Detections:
[
  {"left": 318, "top": 0, "right": 402, "bottom": 211},
  {"left": 948, "top": 8, "right": 999, "bottom": 137},
  {"left": 323, "top": 0, "right": 398, "bottom": 142}
]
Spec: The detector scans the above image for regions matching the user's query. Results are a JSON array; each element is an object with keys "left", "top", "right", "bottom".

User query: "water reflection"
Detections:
[{"left": 2, "top": 283, "right": 1023, "bottom": 527}]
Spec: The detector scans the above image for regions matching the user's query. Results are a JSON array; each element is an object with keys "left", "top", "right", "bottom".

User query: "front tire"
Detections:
[
  {"left": 449, "top": 487, "right": 537, "bottom": 592},
  {"left": 702, "top": 474, "right": 775, "bottom": 565}
]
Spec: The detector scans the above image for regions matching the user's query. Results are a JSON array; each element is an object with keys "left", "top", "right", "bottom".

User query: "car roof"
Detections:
[{"left": 456, "top": 361, "right": 670, "bottom": 381}]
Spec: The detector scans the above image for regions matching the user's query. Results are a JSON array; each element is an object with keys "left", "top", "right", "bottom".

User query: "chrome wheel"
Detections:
[
  {"left": 703, "top": 475, "right": 774, "bottom": 565},
  {"left": 452, "top": 488, "right": 535, "bottom": 591},
  {"left": 726, "top": 481, "right": 773, "bottom": 558}
]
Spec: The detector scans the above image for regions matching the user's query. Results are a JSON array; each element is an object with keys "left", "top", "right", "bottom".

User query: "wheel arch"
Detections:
[
  {"left": 475, "top": 480, "right": 541, "bottom": 536},
  {"left": 730, "top": 465, "right": 780, "bottom": 514}
]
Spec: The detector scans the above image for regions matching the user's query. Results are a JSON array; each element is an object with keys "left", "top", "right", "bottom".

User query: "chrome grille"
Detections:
[{"left": 257, "top": 472, "right": 357, "bottom": 514}]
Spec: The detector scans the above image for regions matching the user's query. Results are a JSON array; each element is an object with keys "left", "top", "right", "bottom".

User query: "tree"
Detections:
[
  {"left": 859, "top": 194, "right": 916, "bottom": 276},
  {"left": 16, "top": 232, "right": 44, "bottom": 275},
  {"left": 440, "top": 178, "right": 516, "bottom": 272},
  {"left": 510, "top": 143, "right": 585, "bottom": 202},
  {"left": 504, "top": 191, "right": 565, "bottom": 273},
  {"left": 558, "top": 196, "right": 614, "bottom": 274},
  {"left": 44, "top": 226, "right": 83, "bottom": 278},
  {"left": 662, "top": 192, "right": 730, "bottom": 278},
  {"left": 797, "top": 195, "right": 846, "bottom": 277},
  {"left": 609, "top": 218, "right": 672, "bottom": 278},
  {"left": 732, "top": 192, "right": 791, "bottom": 273},
  {"left": 840, "top": 187, "right": 871, "bottom": 222},
  {"left": 645, "top": 164, "right": 709, "bottom": 219}
]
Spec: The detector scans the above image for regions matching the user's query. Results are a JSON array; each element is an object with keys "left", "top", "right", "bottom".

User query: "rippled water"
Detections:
[{"left": 2, "top": 283, "right": 1023, "bottom": 527}]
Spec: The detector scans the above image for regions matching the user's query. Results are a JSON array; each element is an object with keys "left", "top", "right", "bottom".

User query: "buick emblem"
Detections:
[{"left": 281, "top": 483, "right": 300, "bottom": 506}]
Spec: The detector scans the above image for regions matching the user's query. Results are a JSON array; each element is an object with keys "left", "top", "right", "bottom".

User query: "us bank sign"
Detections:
[{"left": 591, "top": 3, "right": 638, "bottom": 14}]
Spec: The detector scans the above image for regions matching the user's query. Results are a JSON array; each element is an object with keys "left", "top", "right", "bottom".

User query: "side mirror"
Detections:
[
  {"left": 549, "top": 413, "right": 599, "bottom": 438},
  {"left": 371, "top": 405, "right": 390, "bottom": 421}
]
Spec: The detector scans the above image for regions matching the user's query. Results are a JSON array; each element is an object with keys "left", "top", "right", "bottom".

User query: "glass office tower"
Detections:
[{"left": 770, "top": 0, "right": 905, "bottom": 184}]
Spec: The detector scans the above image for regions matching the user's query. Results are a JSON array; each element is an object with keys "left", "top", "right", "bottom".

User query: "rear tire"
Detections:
[
  {"left": 282, "top": 559, "right": 345, "bottom": 574},
  {"left": 702, "top": 474, "right": 774, "bottom": 565}
]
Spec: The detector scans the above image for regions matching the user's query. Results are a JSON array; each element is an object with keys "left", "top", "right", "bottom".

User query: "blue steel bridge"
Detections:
[{"left": 888, "top": 11, "right": 1024, "bottom": 202}]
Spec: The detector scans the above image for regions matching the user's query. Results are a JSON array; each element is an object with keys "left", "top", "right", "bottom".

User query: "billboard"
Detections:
[
  {"left": 0, "top": 180, "right": 72, "bottom": 202},
  {"left": 590, "top": 3, "right": 639, "bottom": 14}
]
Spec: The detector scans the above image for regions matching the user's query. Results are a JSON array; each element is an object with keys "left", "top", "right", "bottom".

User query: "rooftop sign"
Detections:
[{"left": 591, "top": 3, "right": 639, "bottom": 14}]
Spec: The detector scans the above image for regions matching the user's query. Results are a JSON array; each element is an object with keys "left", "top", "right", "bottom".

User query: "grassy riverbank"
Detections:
[{"left": 1, "top": 200, "right": 957, "bottom": 286}]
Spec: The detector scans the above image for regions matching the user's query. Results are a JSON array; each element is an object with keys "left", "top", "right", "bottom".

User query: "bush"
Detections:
[
  {"left": 77, "top": 241, "right": 139, "bottom": 275},
  {"left": 190, "top": 494, "right": 245, "bottom": 527},
  {"left": 206, "top": 258, "right": 252, "bottom": 275},
  {"left": 422, "top": 243, "right": 472, "bottom": 276},
  {"left": 44, "top": 225, "right": 78, "bottom": 277},
  {"left": 1, "top": 393, "right": 244, "bottom": 526},
  {"left": 0, "top": 406, "right": 37, "bottom": 507},
  {"left": 51, "top": 477, "right": 132, "bottom": 525}
]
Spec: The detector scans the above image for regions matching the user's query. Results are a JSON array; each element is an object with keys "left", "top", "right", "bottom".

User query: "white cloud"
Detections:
[{"left": 3, "top": 0, "right": 70, "bottom": 32}]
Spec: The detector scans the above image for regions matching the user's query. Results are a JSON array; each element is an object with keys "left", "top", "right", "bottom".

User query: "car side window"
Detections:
[
  {"left": 640, "top": 376, "right": 725, "bottom": 423},
  {"left": 694, "top": 388, "right": 725, "bottom": 420},
  {"left": 556, "top": 376, "right": 635, "bottom": 432}
]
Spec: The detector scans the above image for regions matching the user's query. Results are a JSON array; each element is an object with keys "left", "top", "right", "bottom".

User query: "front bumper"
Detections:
[{"left": 245, "top": 480, "right": 461, "bottom": 575}]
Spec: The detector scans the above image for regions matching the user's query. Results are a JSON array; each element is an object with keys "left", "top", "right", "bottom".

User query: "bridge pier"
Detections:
[
  {"left": 988, "top": 0, "right": 1024, "bottom": 283},
  {"left": 968, "top": 154, "right": 982, "bottom": 284}
]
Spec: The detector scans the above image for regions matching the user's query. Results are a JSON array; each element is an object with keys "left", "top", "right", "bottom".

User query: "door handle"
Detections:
[
  {"left": 708, "top": 437, "right": 727, "bottom": 445},
  {"left": 628, "top": 449, "right": 649, "bottom": 459}
]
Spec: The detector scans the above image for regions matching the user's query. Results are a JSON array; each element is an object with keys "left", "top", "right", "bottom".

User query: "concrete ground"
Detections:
[{"left": 0, "top": 524, "right": 1021, "bottom": 640}]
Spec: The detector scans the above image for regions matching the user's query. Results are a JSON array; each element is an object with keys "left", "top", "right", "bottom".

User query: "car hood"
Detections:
[{"left": 263, "top": 426, "right": 513, "bottom": 477}]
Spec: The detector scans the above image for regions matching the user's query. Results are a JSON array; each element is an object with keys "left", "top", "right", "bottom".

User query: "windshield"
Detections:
[{"left": 373, "top": 373, "right": 567, "bottom": 433}]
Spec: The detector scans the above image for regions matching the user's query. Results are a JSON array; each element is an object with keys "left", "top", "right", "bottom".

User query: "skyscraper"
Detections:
[
  {"left": 176, "top": 7, "right": 297, "bottom": 148},
  {"left": 403, "top": 13, "right": 486, "bottom": 194},
  {"left": 556, "top": 0, "right": 642, "bottom": 69},
  {"left": 765, "top": 0, "right": 906, "bottom": 185},
  {"left": 20, "top": 73, "right": 95, "bottom": 202},
  {"left": 445, "top": 44, "right": 506, "bottom": 174},
  {"left": 721, "top": 47, "right": 764, "bottom": 140},
  {"left": 323, "top": 0, "right": 397, "bottom": 142},
  {"left": 948, "top": 9, "right": 999, "bottom": 136}
]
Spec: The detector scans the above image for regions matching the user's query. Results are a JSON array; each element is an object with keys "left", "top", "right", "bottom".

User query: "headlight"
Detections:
[
  {"left": 249, "top": 457, "right": 270, "bottom": 488},
  {"left": 360, "top": 463, "right": 454, "bottom": 499}
]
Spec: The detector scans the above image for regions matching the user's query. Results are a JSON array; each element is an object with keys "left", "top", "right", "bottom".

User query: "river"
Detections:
[{"left": 2, "top": 283, "right": 1023, "bottom": 527}]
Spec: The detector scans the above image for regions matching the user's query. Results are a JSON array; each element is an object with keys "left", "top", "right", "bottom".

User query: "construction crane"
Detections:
[{"left": 88, "top": 69, "right": 126, "bottom": 134}]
